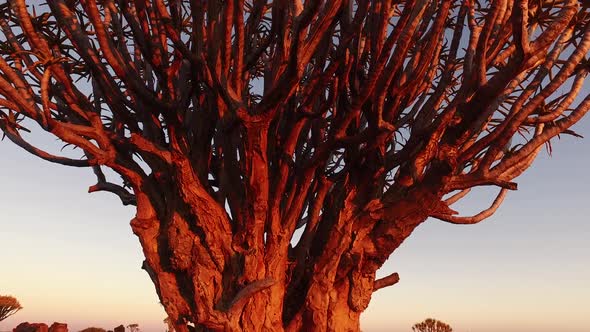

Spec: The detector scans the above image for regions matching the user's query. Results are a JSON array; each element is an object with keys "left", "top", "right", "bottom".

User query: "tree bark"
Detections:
[{"left": 127, "top": 177, "right": 442, "bottom": 332}]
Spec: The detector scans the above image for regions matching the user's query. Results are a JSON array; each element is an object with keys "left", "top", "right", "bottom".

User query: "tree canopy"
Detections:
[
  {"left": 1, "top": 1, "right": 589, "bottom": 331},
  {"left": 412, "top": 318, "right": 453, "bottom": 332},
  {"left": 79, "top": 328, "right": 107, "bottom": 332},
  {"left": 0, "top": 295, "right": 22, "bottom": 322}
]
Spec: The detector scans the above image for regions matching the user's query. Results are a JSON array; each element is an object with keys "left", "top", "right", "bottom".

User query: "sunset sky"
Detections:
[{"left": 1, "top": 115, "right": 589, "bottom": 332}]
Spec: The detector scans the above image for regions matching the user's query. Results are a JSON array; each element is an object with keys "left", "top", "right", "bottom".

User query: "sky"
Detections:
[{"left": 1, "top": 116, "right": 589, "bottom": 332}]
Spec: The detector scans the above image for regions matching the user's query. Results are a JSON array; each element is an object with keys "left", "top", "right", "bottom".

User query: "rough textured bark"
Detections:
[{"left": 1, "top": 1, "right": 590, "bottom": 331}]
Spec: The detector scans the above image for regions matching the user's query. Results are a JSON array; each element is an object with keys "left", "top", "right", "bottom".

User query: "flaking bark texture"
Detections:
[
  {"left": 1, "top": 1, "right": 590, "bottom": 331},
  {"left": 132, "top": 180, "right": 442, "bottom": 332}
]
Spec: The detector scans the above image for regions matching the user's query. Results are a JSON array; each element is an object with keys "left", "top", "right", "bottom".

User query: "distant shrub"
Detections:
[
  {"left": 79, "top": 327, "right": 107, "bottom": 332},
  {"left": 126, "top": 324, "right": 140, "bottom": 332},
  {"left": 412, "top": 318, "right": 453, "bottom": 332}
]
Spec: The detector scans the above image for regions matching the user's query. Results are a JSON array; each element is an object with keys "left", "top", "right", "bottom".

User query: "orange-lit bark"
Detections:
[{"left": 1, "top": 1, "right": 590, "bottom": 331}]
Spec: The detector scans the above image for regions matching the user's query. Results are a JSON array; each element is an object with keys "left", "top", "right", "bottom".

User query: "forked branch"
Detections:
[{"left": 431, "top": 188, "right": 509, "bottom": 225}]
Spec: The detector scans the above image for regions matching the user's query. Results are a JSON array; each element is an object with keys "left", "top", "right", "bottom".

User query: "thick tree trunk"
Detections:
[{"left": 127, "top": 179, "right": 443, "bottom": 332}]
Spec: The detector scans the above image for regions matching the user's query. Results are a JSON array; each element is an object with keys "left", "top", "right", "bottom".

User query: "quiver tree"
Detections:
[
  {"left": 1, "top": 1, "right": 589, "bottom": 331},
  {"left": 0, "top": 295, "right": 22, "bottom": 322}
]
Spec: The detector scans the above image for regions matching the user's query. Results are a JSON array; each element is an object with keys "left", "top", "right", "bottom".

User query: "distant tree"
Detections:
[
  {"left": 1, "top": 1, "right": 590, "bottom": 331},
  {"left": 78, "top": 328, "right": 107, "bottom": 332},
  {"left": 412, "top": 318, "right": 453, "bottom": 332},
  {"left": 126, "top": 324, "right": 140, "bottom": 332},
  {"left": 0, "top": 295, "right": 22, "bottom": 322}
]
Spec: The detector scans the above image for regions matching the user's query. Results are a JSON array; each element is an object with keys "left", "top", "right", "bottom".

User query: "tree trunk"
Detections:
[{"left": 127, "top": 176, "right": 443, "bottom": 332}]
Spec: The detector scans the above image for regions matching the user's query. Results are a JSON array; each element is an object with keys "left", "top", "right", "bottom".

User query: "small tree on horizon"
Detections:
[
  {"left": 0, "top": 295, "right": 22, "bottom": 322},
  {"left": 1, "top": 1, "right": 590, "bottom": 331},
  {"left": 126, "top": 324, "right": 140, "bottom": 332},
  {"left": 412, "top": 318, "right": 453, "bottom": 332}
]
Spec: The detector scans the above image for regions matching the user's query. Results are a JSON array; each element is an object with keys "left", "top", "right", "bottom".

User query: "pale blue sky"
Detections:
[{"left": 1, "top": 116, "right": 589, "bottom": 332}]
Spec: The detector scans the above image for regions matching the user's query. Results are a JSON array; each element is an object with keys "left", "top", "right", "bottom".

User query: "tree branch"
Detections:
[
  {"left": 373, "top": 272, "right": 400, "bottom": 292},
  {"left": 0, "top": 119, "right": 91, "bottom": 167},
  {"left": 431, "top": 188, "right": 508, "bottom": 225}
]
